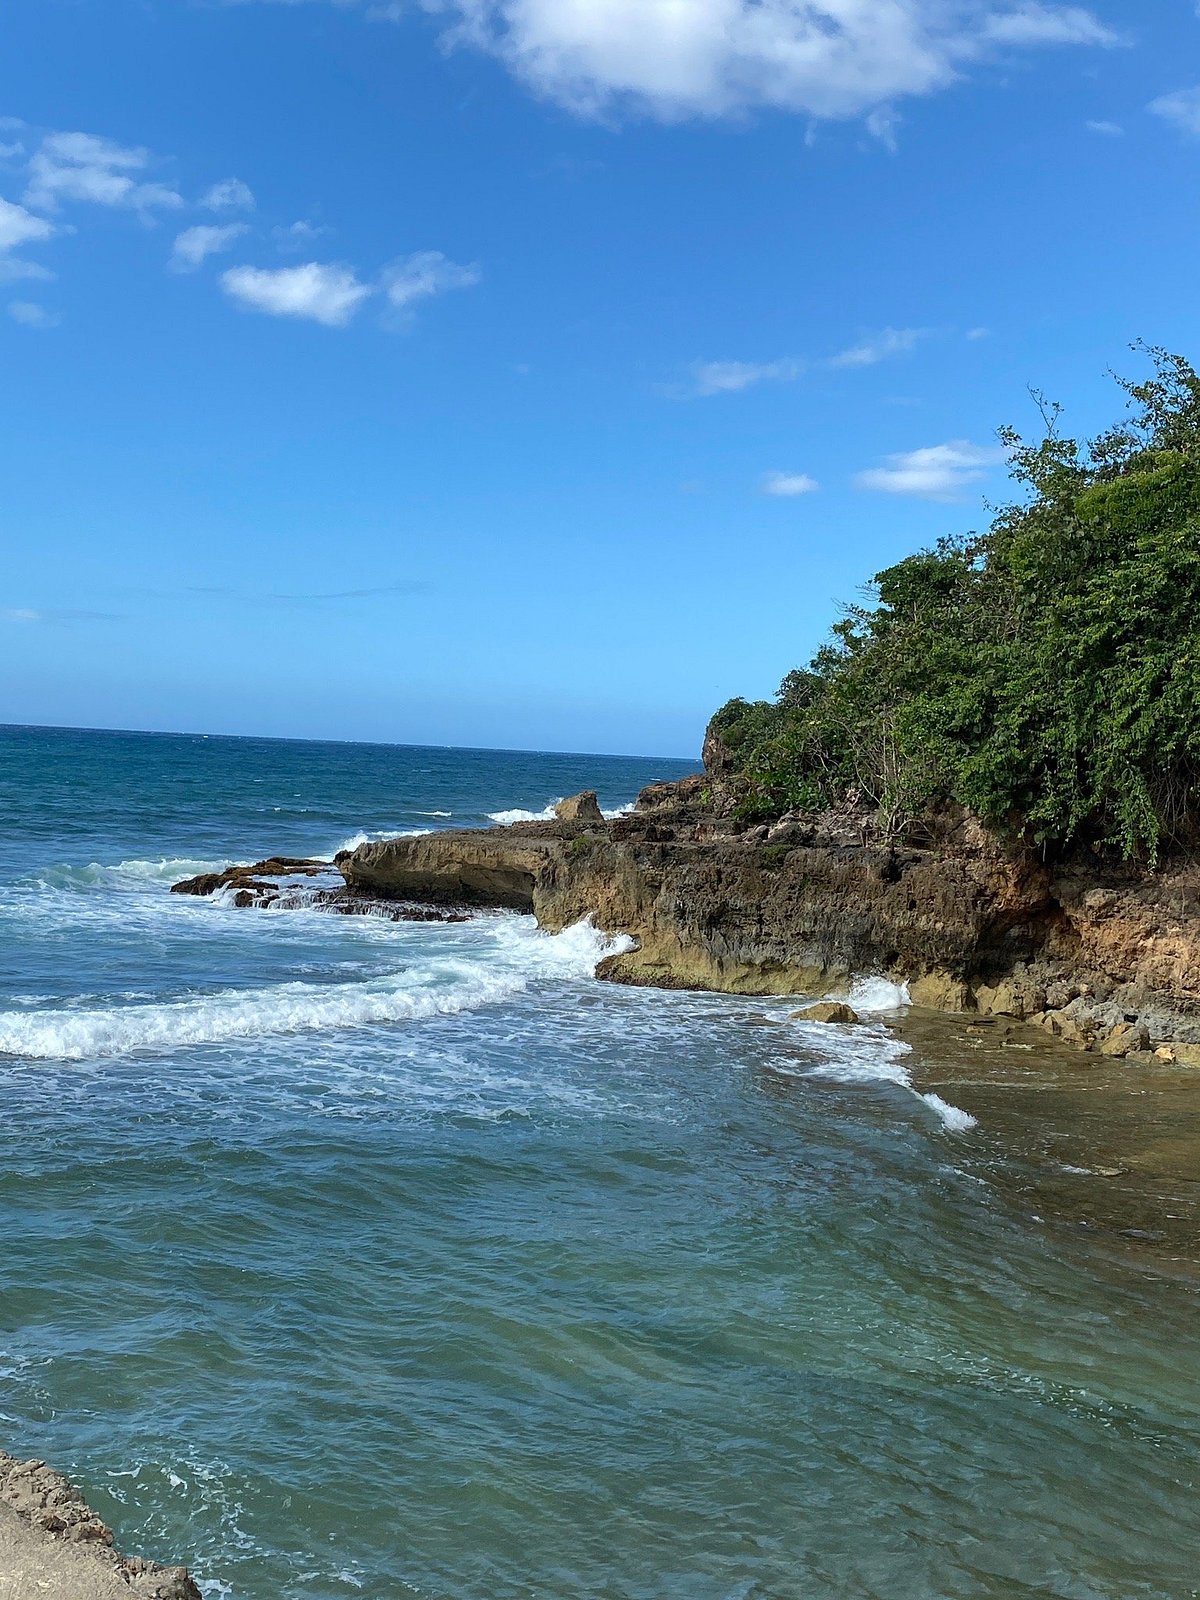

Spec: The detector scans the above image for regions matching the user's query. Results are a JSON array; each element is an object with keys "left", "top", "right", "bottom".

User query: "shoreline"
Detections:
[
  {"left": 0, "top": 1453, "right": 199, "bottom": 1599},
  {"left": 898, "top": 1006, "right": 1200, "bottom": 1271},
  {"left": 171, "top": 814, "right": 1200, "bottom": 1267}
]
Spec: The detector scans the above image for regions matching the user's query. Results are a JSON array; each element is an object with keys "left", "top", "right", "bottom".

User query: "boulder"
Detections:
[
  {"left": 555, "top": 791, "right": 604, "bottom": 824},
  {"left": 1042, "top": 1010, "right": 1097, "bottom": 1048},
  {"left": 790, "top": 1001, "right": 860, "bottom": 1024},
  {"left": 1098, "top": 1020, "right": 1151, "bottom": 1058}
]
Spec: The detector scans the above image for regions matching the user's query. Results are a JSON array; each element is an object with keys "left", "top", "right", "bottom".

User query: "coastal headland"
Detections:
[{"left": 176, "top": 766, "right": 1200, "bottom": 1064}]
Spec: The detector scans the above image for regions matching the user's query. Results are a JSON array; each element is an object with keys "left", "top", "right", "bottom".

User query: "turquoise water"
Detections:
[{"left": 2, "top": 725, "right": 1199, "bottom": 1600}]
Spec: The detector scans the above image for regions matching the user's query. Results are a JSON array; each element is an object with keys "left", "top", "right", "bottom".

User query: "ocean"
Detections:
[{"left": 1, "top": 723, "right": 1198, "bottom": 1599}]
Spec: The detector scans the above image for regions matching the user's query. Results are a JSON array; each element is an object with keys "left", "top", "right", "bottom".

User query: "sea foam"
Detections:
[
  {"left": 0, "top": 918, "right": 630, "bottom": 1063},
  {"left": 790, "top": 990, "right": 976, "bottom": 1133},
  {"left": 486, "top": 800, "right": 634, "bottom": 825}
]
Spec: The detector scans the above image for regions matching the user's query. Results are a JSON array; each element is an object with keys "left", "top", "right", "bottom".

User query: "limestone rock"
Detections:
[
  {"left": 790, "top": 1001, "right": 860, "bottom": 1024},
  {"left": 909, "top": 972, "right": 972, "bottom": 1012},
  {"left": 1042, "top": 1011, "right": 1097, "bottom": 1048},
  {"left": 555, "top": 791, "right": 604, "bottom": 824},
  {"left": 1098, "top": 1020, "right": 1150, "bottom": 1058},
  {"left": 0, "top": 1453, "right": 200, "bottom": 1597}
]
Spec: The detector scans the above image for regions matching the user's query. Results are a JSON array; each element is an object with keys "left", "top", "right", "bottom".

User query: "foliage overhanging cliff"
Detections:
[{"left": 709, "top": 348, "right": 1200, "bottom": 863}]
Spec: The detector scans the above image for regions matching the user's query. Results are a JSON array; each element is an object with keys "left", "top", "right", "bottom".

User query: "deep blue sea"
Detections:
[{"left": 2, "top": 724, "right": 1199, "bottom": 1600}]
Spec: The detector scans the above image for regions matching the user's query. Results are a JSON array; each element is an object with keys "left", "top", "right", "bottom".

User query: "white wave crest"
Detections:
[
  {"left": 487, "top": 799, "right": 635, "bottom": 825},
  {"left": 793, "top": 1013, "right": 975, "bottom": 1133},
  {"left": 32, "top": 857, "right": 228, "bottom": 892},
  {"left": 0, "top": 918, "right": 629, "bottom": 1063},
  {"left": 847, "top": 975, "right": 911, "bottom": 1013},
  {"left": 336, "top": 828, "right": 432, "bottom": 855},
  {"left": 921, "top": 1092, "right": 978, "bottom": 1132}
]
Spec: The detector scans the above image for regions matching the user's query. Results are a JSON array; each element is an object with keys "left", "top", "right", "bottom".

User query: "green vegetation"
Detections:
[{"left": 711, "top": 348, "right": 1200, "bottom": 862}]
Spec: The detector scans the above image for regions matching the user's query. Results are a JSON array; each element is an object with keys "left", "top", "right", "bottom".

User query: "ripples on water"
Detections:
[{"left": 1, "top": 726, "right": 1199, "bottom": 1600}]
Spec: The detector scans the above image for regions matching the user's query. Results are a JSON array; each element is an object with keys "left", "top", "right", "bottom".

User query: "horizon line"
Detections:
[{"left": 0, "top": 719, "right": 701, "bottom": 768}]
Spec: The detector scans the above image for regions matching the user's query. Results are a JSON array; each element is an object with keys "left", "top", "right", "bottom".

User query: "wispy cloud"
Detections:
[
  {"left": 201, "top": 177, "right": 255, "bottom": 211},
  {"left": 981, "top": 5, "right": 1118, "bottom": 45},
  {"left": 371, "top": 0, "right": 1121, "bottom": 124},
  {"left": 855, "top": 439, "right": 1004, "bottom": 500},
  {"left": 220, "top": 261, "right": 374, "bottom": 326},
  {"left": 7, "top": 299, "right": 60, "bottom": 328},
  {"left": 2, "top": 605, "right": 122, "bottom": 622},
  {"left": 268, "top": 581, "right": 430, "bottom": 601},
  {"left": 684, "top": 358, "right": 804, "bottom": 397},
  {"left": 273, "top": 219, "right": 329, "bottom": 252},
  {"left": 381, "top": 250, "right": 481, "bottom": 311},
  {"left": 25, "top": 131, "right": 183, "bottom": 213},
  {"left": 1149, "top": 86, "right": 1200, "bottom": 138},
  {"left": 762, "top": 471, "right": 819, "bottom": 497},
  {"left": 1085, "top": 118, "right": 1124, "bottom": 136},
  {"left": 219, "top": 251, "right": 481, "bottom": 328},
  {"left": 0, "top": 195, "right": 54, "bottom": 253},
  {"left": 171, "top": 223, "right": 249, "bottom": 272},
  {"left": 180, "top": 580, "right": 429, "bottom": 604},
  {"left": 828, "top": 326, "right": 928, "bottom": 369}
]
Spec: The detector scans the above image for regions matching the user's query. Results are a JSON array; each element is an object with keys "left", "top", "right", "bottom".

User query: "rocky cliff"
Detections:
[{"left": 333, "top": 778, "right": 1200, "bottom": 1058}]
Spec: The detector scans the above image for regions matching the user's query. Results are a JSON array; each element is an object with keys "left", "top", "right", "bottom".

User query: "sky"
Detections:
[{"left": 1, "top": 0, "right": 1198, "bottom": 758}]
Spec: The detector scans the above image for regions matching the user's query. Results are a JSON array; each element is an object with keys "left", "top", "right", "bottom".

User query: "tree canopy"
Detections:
[{"left": 709, "top": 348, "right": 1200, "bottom": 863}]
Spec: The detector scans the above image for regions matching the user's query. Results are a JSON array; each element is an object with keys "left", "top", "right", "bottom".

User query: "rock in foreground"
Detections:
[
  {"left": 790, "top": 1002, "right": 860, "bottom": 1024},
  {"left": 0, "top": 1453, "right": 200, "bottom": 1598}
]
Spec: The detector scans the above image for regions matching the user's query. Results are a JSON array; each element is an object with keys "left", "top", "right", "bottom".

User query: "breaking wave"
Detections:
[
  {"left": 0, "top": 919, "right": 632, "bottom": 1063},
  {"left": 789, "top": 997, "right": 976, "bottom": 1133},
  {"left": 848, "top": 975, "right": 912, "bottom": 1013},
  {"left": 335, "top": 828, "right": 433, "bottom": 854},
  {"left": 487, "top": 799, "right": 635, "bottom": 825},
  {"left": 30, "top": 857, "right": 228, "bottom": 893}
]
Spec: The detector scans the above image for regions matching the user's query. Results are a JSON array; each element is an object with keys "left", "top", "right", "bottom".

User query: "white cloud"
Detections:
[
  {"left": 171, "top": 223, "right": 249, "bottom": 272},
  {"left": 966, "top": 325, "right": 990, "bottom": 339},
  {"left": 2, "top": 607, "right": 41, "bottom": 622},
  {"left": 762, "top": 470, "right": 819, "bottom": 496},
  {"left": 202, "top": 177, "right": 256, "bottom": 210},
  {"left": 414, "top": 0, "right": 1121, "bottom": 123},
  {"left": 828, "top": 326, "right": 926, "bottom": 368},
  {"left": 0, "top": 257, "right": 53, "bottom": 284},
  {"left": 7, "top": 300, "right": 60, "bottom": 328},
  {"left": 380, "top": 249, "right": 481, "bottom": 309},
  {"left": 25, "top": 130, "right": 183, "bottom": 212},
  {"left": 220, "top": 261, "right": 374, "bottom": 325},
  {"left": 1150, "top": 86, "right": 1200, "bottom": 138},
  {"left": 686, "top": 357, "right": 803, "bottom": 396},
  {"left": 980, "top": 4, "right": 1116, "bottom": 44},
  {"left": 0, "top": 195, "right": 54, "bottom": 253},
  {"left": 1085, "top": 118, "right": 1123, "bottom": 135},
  {"left": 855, "top": 438, "right": 1004, "bottom": 500},
  {"left": 865, "top": 106, "right": 901, "bottom": 151}
]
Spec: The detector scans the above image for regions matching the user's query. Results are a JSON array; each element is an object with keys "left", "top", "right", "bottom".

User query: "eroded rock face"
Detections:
[
  {"left": 172, "top": 777, "right": 1200, "bottom": 1053},
  {"left": 332, "top": 777, "right": 1200, "bottom": 1046}
]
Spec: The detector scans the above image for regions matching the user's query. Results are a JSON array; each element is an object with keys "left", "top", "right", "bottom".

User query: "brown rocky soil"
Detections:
[{"left": 0, "top": 1453, "right": 200, "bottom": 1598}]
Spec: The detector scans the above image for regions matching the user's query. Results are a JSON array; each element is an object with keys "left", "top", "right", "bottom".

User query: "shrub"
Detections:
[{"left": 707, "top": 347, "right": 1200, "bottom": 862}]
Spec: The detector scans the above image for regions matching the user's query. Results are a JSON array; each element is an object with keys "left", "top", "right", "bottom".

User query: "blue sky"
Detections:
[{"left": 1, "top": 0, "right": 1197, "bottom": 758}]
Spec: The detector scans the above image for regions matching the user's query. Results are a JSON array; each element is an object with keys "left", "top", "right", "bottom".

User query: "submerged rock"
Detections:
[{"left": 170, "top": 857, "right": 327, "bottom": 897}]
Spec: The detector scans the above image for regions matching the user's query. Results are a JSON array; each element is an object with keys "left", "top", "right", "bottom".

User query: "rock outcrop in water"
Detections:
[
  {"left": 332, "top": 786, "right": 1200, "bottom": 1056},
  {"left": 0, "top": 1453, "right": 200, "bottom": 1598}
]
